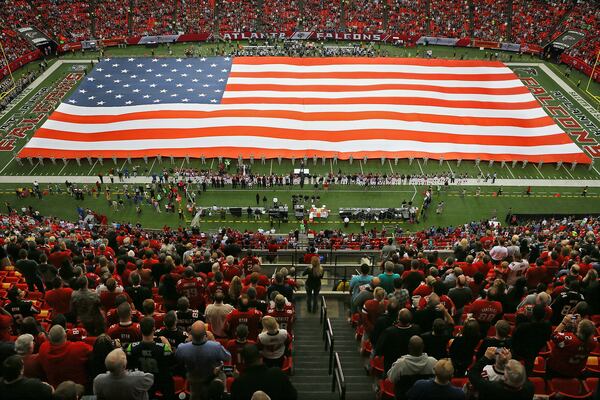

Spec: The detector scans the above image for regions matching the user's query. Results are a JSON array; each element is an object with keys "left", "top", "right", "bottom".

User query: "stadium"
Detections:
[{"left": 0, "top": 0, "right": 599, "bottom": 399}]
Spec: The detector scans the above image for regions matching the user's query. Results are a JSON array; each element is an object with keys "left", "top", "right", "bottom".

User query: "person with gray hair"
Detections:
[
  {"left": 93, "top": 348, "right": 154, "bottom": 400},
  {"left": 468, "top": 346, "right": 533, "bottom": 400},
  {"left": 37, "top": 325, "right": 92, "bottom": 388},
  {"left": 14, "top": 333, "right": 42, "bottom": 378}
]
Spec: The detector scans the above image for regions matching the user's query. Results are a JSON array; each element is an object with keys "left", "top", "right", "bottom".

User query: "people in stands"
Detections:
[
  {"left": 155, "top": 311, "right": 188, "bottom": 349},
  {"left": 175, "top": 321, "right": 231, "bottom": 399},
  {"left": 477, "top": 319, "right": 512, "bottom": 358},
  {"left": 230, "top": 344, "right": 297, "bottom": 400},
  {"left": 511, "top": 304, "right": 552, "bottom": 374},
  {"left": 388, "top": 335, "right": 437, "bottom": 399},
  {"left": 378, "top": 261, "right": 400, "bottom": 294},
  {"left": 546, "top": 315, "right": 596, "bottom": 378},
  {"left": 406, "top": 359, "right": 465, "bottom": 400},
  {"left": 205, "top": 291, "right": 234, "bottom": 339},
  {"left": 125, "top": 273, "right": 152, "bottom": 312},
  {"left": 127, "top": 317, "right": 175, "bottom": 399},
  {"left": 267, "top": 273, "right": 293, "bottom": 302},
  {"left": 468, "top": 347, "right": 534, "bottom": 400},
  {"left": 448, "top": 319, "right": 481, "bottom": 377},
  {"left": 421, "top": 318, "right": 451, "bottom": 361},
  {"left": 37, "top": 325, "right": 92, "bottom": 388},
  {"left": 5, "top": 286, "right": 39, "bottom": 330},
  {"left": 375, "top": 308, "right": 421, "bottom": 374},
  {"left": 267, "top": 294, "right": 295, "bottom": 333},
  {"left": 226, "top": 295, "right": 263, "bottom": 341},
  {"left": 93, "top": 348, "right": 154, "bottom": 400},
  {"left": 15, "top": 249, "right": 44, "bottom": 293},
  {"left": 0, "top": 355, "right": 53, "bottom": 400},
  {"left": 226, "top": 324, "right": 254, "bottom": 374},
  {"left": 175, "top": 296, "right": 201, "bottom": 333},
  {"left": 257, "top": 316, "right": 291, "bottom": 369},
  {"left": 107, "top": 302, "right": 142, "bottom": 345},
  {"left": 303, "top": 256, "right": 324, "bottom": 313}
]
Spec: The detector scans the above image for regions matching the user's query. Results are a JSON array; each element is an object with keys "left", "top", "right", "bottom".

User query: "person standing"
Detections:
[
  {"left": 93, "top": 348, "right": 154, "bottom": 400},
  {"left": 15, "top": 249, "right": 44, "bottom": 293},
  {"left": 303, "top": 256, "right": 324, "bottom": 313},
  {"left": 175, "top": 321, "right": 231, "bottom": 400}
]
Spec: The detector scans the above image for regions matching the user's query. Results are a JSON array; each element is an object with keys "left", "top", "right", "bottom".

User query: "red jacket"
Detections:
[{"left": 38, "top": 340, "right": 92, "bottom": 388}]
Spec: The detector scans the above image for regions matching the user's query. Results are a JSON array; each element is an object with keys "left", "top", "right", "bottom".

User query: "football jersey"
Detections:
[
  {"left": 176, "top": 277, "right": 206, "bottom": 310},
  {"left": 550, "top": 290, "right": 585, "bottom": 325},
  {"left": 106, "top": 308, "right": 143, "bottom": 326},
  {"left": 516, "top": 304, "right": 552, "bottom": 321},
  {"left": 155, "top": 327, "right": 188, "bottom": 349},
  {"left": 127, "top": 340, "right": 173, "bottom": 375},
  {"left": 226, "top": 309, "right": 263, "bottom": 340},
  {"left": 267, "top": 308, "right": 296, "bottom": 333},
  {"left": 107, "top": 322, "right": 142, "bottom": 345},
  {"left": 547, "top": 332, "right": 595, "bottom": 377},
  {"left": 66, "top": 327, "right": 88, "bottom": 342},
  {"left": 5, "top": 299, "right": 38, "bottom": 326},
  {"left": 176, "top": 309, "right": 202, "bottom": 333},
  {"left": 225, "top": 339, "right": 256, "bottom": 373},
  {"left": 470, "top": 299, "right": 503, "bottom": 324}
]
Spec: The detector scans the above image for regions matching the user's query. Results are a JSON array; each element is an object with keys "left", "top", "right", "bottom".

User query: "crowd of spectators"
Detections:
[
  {"left": 2, "top": 0, "right": 600, "bottom": 70},
  {"left": 350, "top": 216, "right": 600, "bottom": 399},
  {"left": 0, "top": 70, "right": 39, "bottom": 113},
  {"left": 510, "top": 0, "right": 571, "bottom": 45},
  {"left": 0, "top": 208, "right": 304, "bottom": 399}
]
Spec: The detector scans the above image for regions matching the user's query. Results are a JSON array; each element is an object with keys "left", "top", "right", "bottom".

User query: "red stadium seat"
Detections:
[
  {"left": 548, "top": 378, "right": 592, "bottom": 399},
  {"left": 361, "top": 339, "right": 372, "bottom": 355},
  {"left": 585, "top": 356, "right": 600, "bottom": 377},
  {"left": 370, "top": 356, "right": 385, "bottom": 377},
  {"left": 585, "top": 378, "right": 598, "bottom": 394},
  {"left": 532, "top": 356, "right": 546, "bottom": 376},
  {"left": 377, "top": 379, "right": 395, "bottom": 400},
  {"left": 529, "top": 377, "right": 551, "bottom": 396},
  {"left": 281, "top": 356, "right": 293, "bottom": 375}
]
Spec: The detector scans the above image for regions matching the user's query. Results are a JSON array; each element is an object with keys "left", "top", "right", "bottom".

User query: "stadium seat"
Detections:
[
  {"left": 548, "top": 378, "right": 592, "bottom": 399},
  {"left": 585, "top": 356, "right": 600, "bottom": 377},
  {"left": 361, "top": 339, "right": 372, "bottom": 355},
  {"left": 532, "top": 356, "right": 546, "bottom": 376},
  {"left": 529, "top": 377, "right": 551, "bottom": 397},
  {"left": 281, "top": 356, "right": 293, "bottom": 375},
  {"left": 370, "top": 356, "right": 385, "bottom": 377},
  {"left": 585, "top": 378, "right": 598, "bottom": 394},
  {"left": 377, "top": 379, "right": 395, "bottom": 400}
]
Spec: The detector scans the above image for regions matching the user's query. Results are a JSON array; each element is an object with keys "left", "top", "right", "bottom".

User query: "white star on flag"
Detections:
[
  {"left": 182, "top": 98, "right": 189, "bottom": 102},
  {"left": 125, "top": 100, "right": 133, "bottom": 105},
  {"left": 87, "top": 77, "right": 95, "bottom": 81},
  {"left": 79, "top": 89, "right": 87, "bottom": 93},
  {"left": 128, "top": 58, "right": 135, "bottom": 61},
  {"left": 153, "top": 99, "right": 161, "bottom": 103},
  {"left": 97, "top": 101, "right": 105, "bottom": 105},
  {"left": 176, "top": 58, "right": 182, "bottom": 62},
  {"left": 121, "top": 69, "right": 129, "bottom": 73},
  {"left": 88, "top": 96, "right": 95, "bottom": 100}
]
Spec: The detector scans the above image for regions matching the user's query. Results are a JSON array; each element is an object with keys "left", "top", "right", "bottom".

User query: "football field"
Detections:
[{"left": 0, "top": 43, "right": 599, "bottom": 231}]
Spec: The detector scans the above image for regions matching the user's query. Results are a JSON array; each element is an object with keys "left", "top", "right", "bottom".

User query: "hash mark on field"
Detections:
[
  {"left": 28, "top": 161, "right": 40, "bottom": 175},
  {"left": 149, "top": 157, "right": 157, "bottom": 174},
  {"left": 505, "top": 164, "right": 515, "bottom": 179},
  {"left": 562, "top": 165, "right": 574, "bottom": 179},
  {"left": 359, "top": 160, "right": 364, "bottom": 174},
  {"left": 446, "top": 161, "right": 454, "bottom": 175},
  {"left": 0, "top": 158, "right": 14, "bottom": 175},
  {"left": 388, "top": 159, "right": 395, "bottom": 174}
]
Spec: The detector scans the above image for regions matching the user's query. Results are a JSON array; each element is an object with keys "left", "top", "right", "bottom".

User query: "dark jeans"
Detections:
[
  {"left": 25, "top": 274, "right": 45, "bottom": 293},
  {"left": 306, "top": 285, "right": 321, "bottom": 313}
]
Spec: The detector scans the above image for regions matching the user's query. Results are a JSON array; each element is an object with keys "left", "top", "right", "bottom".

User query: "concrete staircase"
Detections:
[{"left": 290, "top": 297, "right": 375, "bottom": 400}]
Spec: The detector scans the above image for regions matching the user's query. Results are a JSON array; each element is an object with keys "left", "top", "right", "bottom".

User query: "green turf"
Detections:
[{"left": 1, "top": 42, "right": 600, "bottom": 230}]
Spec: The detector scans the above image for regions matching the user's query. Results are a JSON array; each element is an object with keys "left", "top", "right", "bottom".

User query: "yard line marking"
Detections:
[
  {"left": 411, "top": 185, "right": 418, "bottom": 202},
  {"left": 532, "top": 163, "right": 544, "bottom": 178},
  {"left": 180, "top": 157, "right": 186, "bottom": 171},
  {"left": 330, "top": 158, "right": 334, "bottom": 175},
  {"left": 269, "top": 158, "right": 273, "bottom": 175},
  {"left": 87, "top": 159, "right": 98, "bottom": 175},
  {"left": 446, "top": 161, "right": 454, "bottom": 175},
  {"left": 58, "top": 160, "right": 69, "bottom": 175},
  {"left": 505, "top": 163, "right": 515, "bottom": 179},
  {"left": 416, "top": 159, "right": 424, "bottom": 175},
  {"left": 475, "top": 162, "right": 483, "bottom": 176},
  {"left": 563, "top": 165, "right": 574, "bottom": 179},
  {"left": 209, "top": 158, "right": 214, "bottom": 170},
  {"left": 0, "top": 158, "right": 14, "bottom": 175},
  {"left": 388, "top": 159, "right": 395, "bottom": 174},
  {"left": 359, "top": 159, "right": 364, "bottom": 175},
  {"left": 149, "top": 157, "right": 157, "bottom": 174},
  {"left": 120, "top": 158, "right": 128, "bottom": 172},
  {"left": 28, "top": 161, "right": 40, "bottom": 175}
]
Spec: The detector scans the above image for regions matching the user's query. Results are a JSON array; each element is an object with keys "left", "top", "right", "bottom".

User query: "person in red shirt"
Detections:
[
  {"left": 225, "top": 294, "right": 263, "bottom": 341},
  {"left": 176, "top": 267, "right": 206, "bottom": 311},
  {"left": 267, "top": 295, "right": 295, "bottom": 334},
  {"left": 106, "top": 295, "right": 143, "bottom": 326},
  {"left": 99, "top": 278, "right": 131, "bottom": 311},
  {"left": 242, "top": 269, "right": 270, "bottom": 287},
  {"left": 412, "top": 276, "right": 435, "bottom": 297},
  {"left": 473, "top": 254, "right": 493, "bottom": 276},
  {"left": 37, "top": 324, "right": 92, "bottom": 388},
  {"left": 461, "top": 255, "right": 478, "bottom": 277},
  {"left": 47, "top": 243, "right": 72, "bottom": 268},
  {"left": 525, "top": 258, "right": 549, "bottom": 288},
  {"left": 141, "top": 298, "right": 165, "bottom": 329},
  {"left": 207, "top": 272, "right": 230, "bottom": 302},
  {"left": 547, "top": 316, "right": 596, "bottom": 378},
  {"left": 225, "top": 324, "right": 256, "bottom": 374},
  {"left": 107, "top": 302, "right": 142, "bottom": 345},
  {"left": 45, "top": 278, "right": 73, "bottom": 316},
  {"left": 240, "top": 250, "right": 260, "bottom": 276},
  {"left": 469, "top": 287, "right": 503, "bottom": 336},
  {"left": 361, "top": 287, "right": 388, "bottom": 340},
  {"left": 242, "top": 273, "right": 268, "bottom": 300}
]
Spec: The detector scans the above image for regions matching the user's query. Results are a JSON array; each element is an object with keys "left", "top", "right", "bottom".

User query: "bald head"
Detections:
[
  {"left": 251, "top": 391, "right": 271, "bottom": 400},
  {"left": 190, "top": 321, "right": 207, "bottom": 343},
  {"left": 105, "top": 348, "right": 127, "bottom": 375},
  {"left": 536, "top": 292, "right": 551, "bottom": 306},
  {"left": 408, "top": 335, "right": 424, "bottom": 356},
  {"left": 49, "top": 325, "right": 66, "bottom": 345},
  {"left": 398, "top": 308, "right": 412, "bottom": 325}
]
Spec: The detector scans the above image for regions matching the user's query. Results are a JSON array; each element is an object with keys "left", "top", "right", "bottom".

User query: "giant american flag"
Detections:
[{"left": 19, "top": 57, "right": 590, "bottom": 163}]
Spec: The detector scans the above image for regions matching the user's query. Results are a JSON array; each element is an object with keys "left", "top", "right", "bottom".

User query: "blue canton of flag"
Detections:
[{"left": 68, "top": 57, "right": 233, "bottom": 107}]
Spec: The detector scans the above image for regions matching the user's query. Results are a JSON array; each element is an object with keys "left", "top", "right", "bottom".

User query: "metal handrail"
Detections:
[
  {"left": 320, "top": 296, "right": 328, "bottom": 324},
  {"left": 331, "top": 352, "right": 346, "bottom": 400},
  {"left": 325, "top": 321, "right": 335, "bottom": 375}
]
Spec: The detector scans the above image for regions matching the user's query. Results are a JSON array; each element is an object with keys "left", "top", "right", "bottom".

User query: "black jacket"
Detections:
[{"left": 230, "top": 364, "right": 298, "bottom": 400}]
